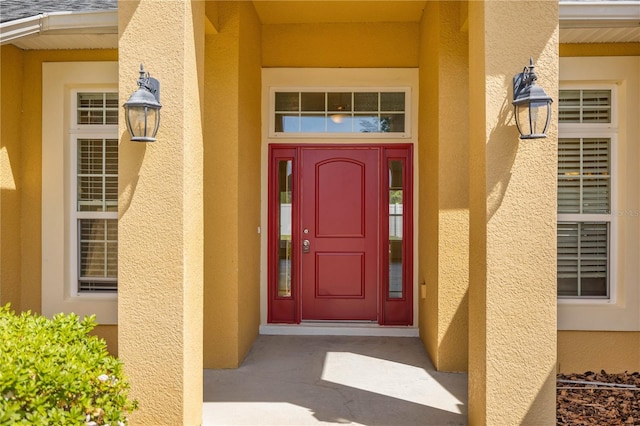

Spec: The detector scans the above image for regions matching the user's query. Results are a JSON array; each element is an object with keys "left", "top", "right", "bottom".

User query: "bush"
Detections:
[{"left": 0, "top": 305, "right": 137, "bottom": 425}]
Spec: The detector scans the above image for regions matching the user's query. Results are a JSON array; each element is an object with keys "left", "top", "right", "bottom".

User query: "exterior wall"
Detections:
[
  {"left": 118, "top": 0, "right": 205, "bottom": 423},
  {"left": 203, "top": 1, "right": 262, "bottom": 368},
  {"left": 418, "top": 1, "right": 469, "bottom": 373},
  {"left": 560, "top": 43, "right": 640, "bottom": 57},
  {"left": 263, "top": 22, "right": 419, "bottom": 68},
  {"left": 0, "top": 45, "right": 23, "bottom": 310},
  {"left": 558, "top": 331, "right": 640, "bottom": 373},
  {"left": 467, "top": 1, "right": 558, "bottom": 423},
  {"left": 0, "top": 46, "right": 118, "bottom": 352},
  {"left": 556, "top": 48, "right": 640, "bottom": 374}
]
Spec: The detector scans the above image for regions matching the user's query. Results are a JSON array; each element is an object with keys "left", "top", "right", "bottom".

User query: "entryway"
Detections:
[
  {"left": 203, "top": 335, "right": 468, "bottom": 425},
  {"left": 268, "top": 145, "right": 413, "bottom": 325}
]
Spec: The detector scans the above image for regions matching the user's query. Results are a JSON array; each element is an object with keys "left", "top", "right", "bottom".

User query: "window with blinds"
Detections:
[
  {"left": 559, "top": 90, "right": 611, "bottom": 124},
  {"left": 557, "top": 88, "right": 614, "bottom": 298},
  {"left": 73, "top": 92, "right": 118, "bottom": 293}
]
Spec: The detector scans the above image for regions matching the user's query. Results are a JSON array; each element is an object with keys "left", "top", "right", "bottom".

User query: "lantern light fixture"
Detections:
[
  {"left": 512, "top": 58, "right": 553, "bottom": 139},
  {"left": 123, "top": 64, "right": 162, "bottom": 142}
]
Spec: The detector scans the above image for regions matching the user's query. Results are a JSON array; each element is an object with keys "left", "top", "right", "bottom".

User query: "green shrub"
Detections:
[{"left": 0, "top": 305, "right": 137, "bottom": 425}]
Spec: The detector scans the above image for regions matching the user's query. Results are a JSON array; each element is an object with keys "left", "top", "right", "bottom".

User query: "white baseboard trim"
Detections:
[{"left": 259, "top": 323, "right": 420, "bottom": 337}]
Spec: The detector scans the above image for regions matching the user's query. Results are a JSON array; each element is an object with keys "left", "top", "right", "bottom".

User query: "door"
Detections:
[
  {"left": 300, "top": 147, "right": 379, "bottom": 320},
  {"left": 268, "top": 144, "right": 413, "bottom": 325}
]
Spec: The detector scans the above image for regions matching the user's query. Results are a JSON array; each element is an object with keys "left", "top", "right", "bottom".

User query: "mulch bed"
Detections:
[{"left": 557, "top": 371, "right": 640, "bottom": 425}]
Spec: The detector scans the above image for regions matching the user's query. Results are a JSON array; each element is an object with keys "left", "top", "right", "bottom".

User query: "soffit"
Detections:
[{"left": 559, "top": 1, "right": 640, "bottom": 43}]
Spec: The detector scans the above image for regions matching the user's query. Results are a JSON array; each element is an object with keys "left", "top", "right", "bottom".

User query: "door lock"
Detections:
[{"left": 302, "top": 239, "right": 311, "bottom": 253}]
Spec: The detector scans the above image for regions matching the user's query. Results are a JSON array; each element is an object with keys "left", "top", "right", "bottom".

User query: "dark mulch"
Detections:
[{"left": 557, "top": 371, "right": 640, "bottom": 425}]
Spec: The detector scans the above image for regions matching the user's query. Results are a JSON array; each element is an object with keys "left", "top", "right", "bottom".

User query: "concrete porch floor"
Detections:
[{"left": 203, "top": 335, "right": 468, "bottom": 425}]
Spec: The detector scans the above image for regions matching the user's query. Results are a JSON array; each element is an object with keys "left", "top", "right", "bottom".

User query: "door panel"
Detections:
[{"left": 301, "top": 148, "right": 379, "bottom": 320}]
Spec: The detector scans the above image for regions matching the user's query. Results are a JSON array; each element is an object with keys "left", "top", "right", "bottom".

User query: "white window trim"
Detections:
[
  {"left": 557, "top": 56, "right": 640, "bottom": 332},
  {"left": 42, "top": 62, "right": 118, "bottom": 324},
  {"left": 268, "top": 86, "right": 412, "bottom": 139}
]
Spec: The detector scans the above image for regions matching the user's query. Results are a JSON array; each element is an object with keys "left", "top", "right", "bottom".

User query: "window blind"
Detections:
[
  {"left": 558, "top": 138, "right": 610, "bottom": 215},
  {"left": 557, "top": 222, "right": 609, "bottom": 297},
  {"left": 559, "top": 90, "right": 611, "bottom": 123}
]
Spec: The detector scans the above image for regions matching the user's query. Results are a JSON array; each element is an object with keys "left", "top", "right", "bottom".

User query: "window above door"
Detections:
[{"left": 271, "top": 89, "right": 409, "bottom": 137}]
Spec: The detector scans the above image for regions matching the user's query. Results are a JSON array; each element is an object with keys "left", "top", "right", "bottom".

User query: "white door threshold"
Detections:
[{"left": 260, "top": 323, "right": 419, "bottom": 337}]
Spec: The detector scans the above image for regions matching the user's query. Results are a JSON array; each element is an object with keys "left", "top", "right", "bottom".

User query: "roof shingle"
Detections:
[{"left": 0, "top": 0, "right": 117, "bottom": 23}]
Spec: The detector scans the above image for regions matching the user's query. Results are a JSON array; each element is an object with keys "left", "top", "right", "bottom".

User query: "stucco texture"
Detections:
[
  {"left": 467, "top": 1, "right": 559, "bottom": 424},
  {"left": 203, "top": 1, "right": 262, "bottom": 369},
  {"left": 262, "top": 22, "right": 419, "bottom": 68},
  {"left": 558, "top": 331, "right": 640, "bottom": 373},
  {"left": 118, "top": 0, "right": 204, "bottom": 424},
  {"left": 1, "top": 45, "right": 23, "bottom": 309},
  {"left": 418, "top": 1, "right": 469, "bottom": 374}
]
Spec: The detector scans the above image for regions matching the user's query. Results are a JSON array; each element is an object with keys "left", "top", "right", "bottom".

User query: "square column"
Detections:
[
  {"left": 467, "top": 1, "right": 558, "bottom": 424},
  {"left": 118, "top": 1, "right": 204, "bottom": 424},
  {"left": 418, "top": 0, "right": 470, "bottom": 373}
]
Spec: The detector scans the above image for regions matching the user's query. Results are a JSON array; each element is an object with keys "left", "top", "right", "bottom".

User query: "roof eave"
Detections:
[
  {"left": 560, "top": 1, "right": 640, "bottom": 29},
  {"left": 0, "top": 10, "right": 117, "bottom": 45}
]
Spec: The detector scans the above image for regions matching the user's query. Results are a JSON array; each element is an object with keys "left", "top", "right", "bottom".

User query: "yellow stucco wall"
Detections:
[
  {"left": 560, "top": 42, "right": 640, "bottom": 57},
  {"left": 558, "top": 331, "right": 640, "bottom": 373},
  {"left": 1, "top": 45, "right": 23, "bottom": 310},
  {"left": 203, "top": 1, "right": 262, "bottom": 368},
  {"left": 263, "top": 22, "right": 419, "bottom": 68},
  {"left": 468, "top": 1, "right": 558, "bottom": 423},
  {"left": 236, "top": 1, "right": 263, "bottom": 365},
  {"left": 418, "top": 1, "right": 469, "bottom": 373},
  {"left": 0, "top": 46, "right": 118, "bottom": 351},
  {"left": 118, "top": 0, "right": 205, "bottom": 423}
]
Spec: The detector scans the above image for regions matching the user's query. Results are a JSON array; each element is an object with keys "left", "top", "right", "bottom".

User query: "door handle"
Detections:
[{"left": 302, "top": 239, "right": 311, "bottom": 253}]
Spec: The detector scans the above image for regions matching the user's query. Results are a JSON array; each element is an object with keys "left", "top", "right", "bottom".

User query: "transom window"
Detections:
[
  {"left": 72, "top": 91, "right": 118, "bottom": 293},
  {"left": 559, "top": 90, "right": 611, "bottom": 124},
  {"left": 272, "top": 90, "right": 408, "bottom": 137},
  {"left": 557, "top": 87, "right": 615, "bottom": 299}
]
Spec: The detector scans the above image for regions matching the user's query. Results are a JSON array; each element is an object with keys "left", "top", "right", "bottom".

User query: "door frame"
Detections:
[
  {"left": 259, "top": 67, "right": 420, "bottom": 331},
  {"left": 267, "top": 144, "right": 413, "bottom": 325}
]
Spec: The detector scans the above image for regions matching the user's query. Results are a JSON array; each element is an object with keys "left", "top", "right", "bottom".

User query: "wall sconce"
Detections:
[
  {"left": 123, "top": 64, "right": 162, "bottom": 142},
  {"left": 512, "top": 58, "right": 553, "bottom": 139}
]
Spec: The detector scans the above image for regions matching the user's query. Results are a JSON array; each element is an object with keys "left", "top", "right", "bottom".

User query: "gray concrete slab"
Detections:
[{"left": 203, "top": 335, "right": 467, "bottom": 425}]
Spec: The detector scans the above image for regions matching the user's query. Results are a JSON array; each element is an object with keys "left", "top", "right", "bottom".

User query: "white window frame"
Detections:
[
  {"left": 557, "top": 56, "right": 640, "bottom": 332},
  {"left": 42, "top": 62, "right": 118, "bottom": 324},
  {"left": 268, "top": 87, "right": 412, "bottom": 139},
  {"left": 69, "top": 89, "right": 118, "bottom": 296},
  {"left": 260, "top": 68, "right": 420, "bottom": 329},
  {"left": 557, "top": 131, "right": 618, "bottom": 303},
  {"left": 558, "top": 83, "right": 618, "bottom": 304}
]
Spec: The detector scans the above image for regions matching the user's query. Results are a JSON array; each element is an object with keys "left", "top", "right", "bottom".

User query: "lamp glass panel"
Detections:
[
  {"left": 530, "top": 100, "right": 550, "bottom": 135},
  {"left": 146, "top": 107, "right": 159, "bottom": 138},
  {"left": 126, "top": 106, "right": 147, "bottom": 138}
]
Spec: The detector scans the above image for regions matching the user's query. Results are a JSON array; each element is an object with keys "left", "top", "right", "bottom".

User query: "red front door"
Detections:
[
  {"left": 300, "top": 147, "right": 379, "bottom": 320},
  {"left": 268, "top": 144, "right": 413, "bottom": 325}
]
